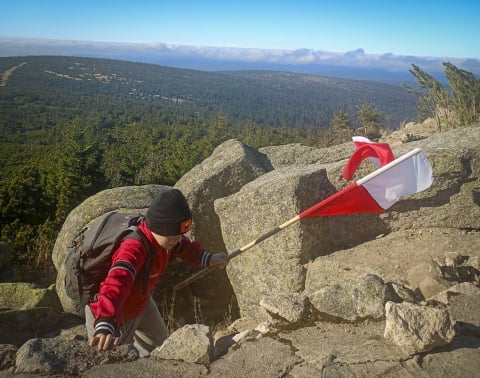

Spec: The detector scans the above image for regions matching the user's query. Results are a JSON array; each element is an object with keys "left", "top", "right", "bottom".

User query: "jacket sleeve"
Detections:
[
  {"left": 174, "top": 236, "right": 212, "bottom": 268},
  {"left": 89, "top": 238, "right": 147, "bottom": 336}
]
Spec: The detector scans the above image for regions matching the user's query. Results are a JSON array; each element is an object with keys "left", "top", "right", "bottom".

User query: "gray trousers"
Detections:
[{"left": 85, "top": 296, "right": 168, "bottom": 357}]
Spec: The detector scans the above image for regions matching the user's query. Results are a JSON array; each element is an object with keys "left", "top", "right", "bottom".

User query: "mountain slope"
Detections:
[{"left": 0, "top": 56, "right": 417, "bottom": 130}]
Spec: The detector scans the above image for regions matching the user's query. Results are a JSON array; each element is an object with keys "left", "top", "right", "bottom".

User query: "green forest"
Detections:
[{"left": 0, "top": 56, "right": 478, "bottom": 284}]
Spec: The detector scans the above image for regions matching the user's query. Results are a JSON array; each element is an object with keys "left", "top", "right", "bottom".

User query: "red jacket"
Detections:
[{"left": 88, "top": 220, "right": 210, "bottom": 336}]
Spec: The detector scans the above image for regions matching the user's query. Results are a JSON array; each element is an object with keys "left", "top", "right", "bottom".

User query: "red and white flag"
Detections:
[
  {"left": 299, "top": 148, "right": 433, "bottom": 218},
  {"left": 174, "top": 144, "right": 434, "bottom": 290},
  {"left": 342, "top": 136, "right": 395, "bottom": 180}
]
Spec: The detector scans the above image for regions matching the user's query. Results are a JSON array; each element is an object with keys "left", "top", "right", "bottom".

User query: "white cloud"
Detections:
[{"left": 1, "top": 37, "right": 478, "bottom": 75}]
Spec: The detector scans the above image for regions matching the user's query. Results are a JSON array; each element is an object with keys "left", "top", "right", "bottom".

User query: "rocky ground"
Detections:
[
  {"left": 1, "top": 121, "right": 479, "bottom": 377},
  {"left": 3, "top": 227, "right": 478, "bottom": 377}
]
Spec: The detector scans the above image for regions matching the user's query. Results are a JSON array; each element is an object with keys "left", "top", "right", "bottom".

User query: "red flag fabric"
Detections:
[
  {"left": 300, "top": 148, "right": 432, "bottom": 218},
  {"left": 342, "top": 136, "right": 395, "bottom": 181}
]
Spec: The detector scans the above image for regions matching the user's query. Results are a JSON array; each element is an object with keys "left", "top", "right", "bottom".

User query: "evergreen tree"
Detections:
[
  {"left": 207, "top": 113, "right": 230, "bottom": 147},
  {"left": 355, "top": 102, "right": 384, "bottom": 140},
  {"left": 51, "top": 119, "right": 102, "bottom": 222},
  {"left": 0, "top": 165, "right": 54, "bottom": 225},
  {"left": 239, "top": 118, "right": 257, "bottom": 147},
  {"left": 331, "top": 109, "right": 353, "bottom": 142},
  {"left": 443, "top": 62, "right": 480, "bottom": 125},
  {"left": 402, "top": 64, "right": 451, "bottom": 130}
]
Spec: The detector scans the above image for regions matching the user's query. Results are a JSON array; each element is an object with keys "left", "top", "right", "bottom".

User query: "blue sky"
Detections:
[{"left": 1, "top": 0, "right": 479, "bottom": 59}]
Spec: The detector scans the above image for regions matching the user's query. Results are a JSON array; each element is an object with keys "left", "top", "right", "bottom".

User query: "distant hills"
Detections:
[
  {"left": 0, "top": 55, "right": 418, "bottom": 130},
  {"left": 3, "top": 38, "right": 479, "bottom": 83}
]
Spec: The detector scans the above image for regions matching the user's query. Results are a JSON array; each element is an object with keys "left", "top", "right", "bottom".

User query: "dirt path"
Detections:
[{"left": 0, "top": 62, "right": 27, "bottom": 87}]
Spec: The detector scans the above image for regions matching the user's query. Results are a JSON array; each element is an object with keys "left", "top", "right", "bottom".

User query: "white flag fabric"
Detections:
[
  {"left": 300, "top": 148, "right": 433, "bottom": 218},
  {"left": 358, "top": 148, "right": 433, "bottom": 209}
]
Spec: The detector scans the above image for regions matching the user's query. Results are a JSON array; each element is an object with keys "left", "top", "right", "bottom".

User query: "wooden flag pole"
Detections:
[{"left": 174, "top": 215, "right": 300, "bottom": 291}]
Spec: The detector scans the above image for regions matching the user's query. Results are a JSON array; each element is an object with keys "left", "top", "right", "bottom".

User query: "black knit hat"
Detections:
[{"left": 146, "top": 189, "right": 192, "bottom": 236}]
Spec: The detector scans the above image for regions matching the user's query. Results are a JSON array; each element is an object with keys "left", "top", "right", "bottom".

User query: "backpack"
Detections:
[{"left": 64, "top": 211, "right": 155, "bottom": 315}]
